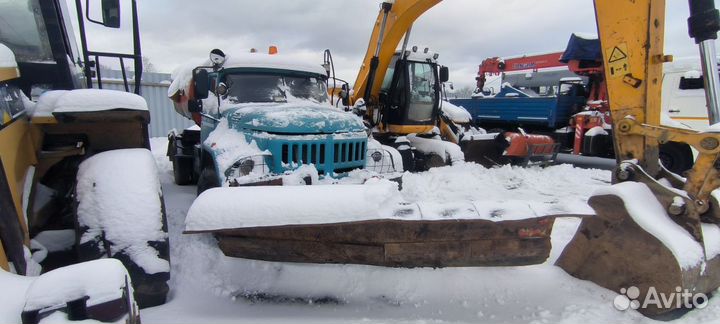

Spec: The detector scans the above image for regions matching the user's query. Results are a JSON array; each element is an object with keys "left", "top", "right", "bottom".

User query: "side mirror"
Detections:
[
  {"left": 341, "top": 84, "right": 350, "bottom": 107},
  {"left": 439, "top": 66, "right": 449, "bottom": 83},
  {"left": 193, "top": 69, "right": 209, "bottom": 100},
  {"left": 101, "top": 0, "right": 121, "bottom": 28}
]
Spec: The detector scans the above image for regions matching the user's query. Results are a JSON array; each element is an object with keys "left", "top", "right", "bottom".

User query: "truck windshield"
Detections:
[
  {"left": 0, "top": 0, "right": 54, "bottom": 63},
  {"left": 407, "top": 62, "right": 436, "bottom": 122},
  {"left": 222, "top": 73, "right": 328, "bottom": 104}
]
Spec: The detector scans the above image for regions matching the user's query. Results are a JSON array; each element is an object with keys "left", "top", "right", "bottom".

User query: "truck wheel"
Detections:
[
  {"left": 197, "top": 167, "right": 220, "bottom": 195},
  {"left": 168, "top": 135, "right": 196, "bottom": 186},
  {"left": 659, "top": 141, "right": 694, "bottom": 175},
  {"left": 172, "top": 157, "right": 195, "bottom": 185}
]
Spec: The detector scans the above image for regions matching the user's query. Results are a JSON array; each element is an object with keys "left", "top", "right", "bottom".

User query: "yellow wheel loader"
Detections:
[
  {"left": 184, "top": 0, "right": 720, "bottom": 316},
  {"left": 0, "top": 0, "right": 170, "bottom": 321}
]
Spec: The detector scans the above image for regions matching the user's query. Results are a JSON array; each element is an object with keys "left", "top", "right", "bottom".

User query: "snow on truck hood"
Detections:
[{"left": 224, "top": 102, "right": 365, "bottom": 134}]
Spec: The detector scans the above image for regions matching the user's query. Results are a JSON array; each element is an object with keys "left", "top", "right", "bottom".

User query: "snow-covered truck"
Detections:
[
  {"left": 0, "top": 0, "right": 169, "bottom": 321},
  {"left": 168, "top": 49, "right": 401, "bottom": 192}
]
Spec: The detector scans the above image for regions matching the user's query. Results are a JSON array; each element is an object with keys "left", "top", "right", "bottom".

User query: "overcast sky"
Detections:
[{"left": 73, "top": 0, "right": 717, "bottom": 90}]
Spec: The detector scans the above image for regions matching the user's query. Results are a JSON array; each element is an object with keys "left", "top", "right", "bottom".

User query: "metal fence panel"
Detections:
[{"left": 95, "top": 69, "right": 193, "bottom": 138}]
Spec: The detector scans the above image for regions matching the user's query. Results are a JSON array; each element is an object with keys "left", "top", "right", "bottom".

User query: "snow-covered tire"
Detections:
[
  {"left": 197, "top": 167, "right": 220, "bottom": 196},
  {"left": 74, "top": 149, "right": 170, "bottom": 308}
]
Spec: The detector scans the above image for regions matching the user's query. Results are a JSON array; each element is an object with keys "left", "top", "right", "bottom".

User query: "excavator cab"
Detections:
[{"left": 377, "top": 49, "right": 446, "bottom": 134}]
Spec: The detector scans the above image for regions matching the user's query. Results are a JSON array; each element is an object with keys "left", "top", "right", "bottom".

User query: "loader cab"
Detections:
[
  {"left": 0, "top": 0, "right": 142, "bottom": 96},
  {"left": 378, "top": 48, "right": 448, "bottom": 134}
]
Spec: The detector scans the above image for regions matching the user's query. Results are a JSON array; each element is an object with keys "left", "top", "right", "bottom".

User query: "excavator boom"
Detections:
[{"left": 350, "top": 0, "right": 441, "bottom": 106}]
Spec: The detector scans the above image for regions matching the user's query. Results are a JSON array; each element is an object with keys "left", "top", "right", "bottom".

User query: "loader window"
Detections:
[
  {"left": 407, "top": 62, "right": 436, "bottom": 122},
  {"left": 0, "top": 0, "right": 54, "bottom": 63}
]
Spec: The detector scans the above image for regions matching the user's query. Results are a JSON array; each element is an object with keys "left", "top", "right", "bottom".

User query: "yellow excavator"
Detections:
[
  {"left": 185, "top": 0, "right": 720, "bottom": 316},
  {"left": 332, "top": 0, "right": 556, "bottom": 169}
]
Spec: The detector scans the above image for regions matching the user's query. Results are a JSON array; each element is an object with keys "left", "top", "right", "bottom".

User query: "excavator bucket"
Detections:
[
  {"left": 184, "top": 183, "right": 589, "bottom": 267},
  {"left": 459, "top": 135, "right": 508, "bottom": 167},
  {"left": 557, "top": 163, "right": 720, "bottom": 316},
  {"left": 460, "top": 132, "right": 559, "bottom": 168}
]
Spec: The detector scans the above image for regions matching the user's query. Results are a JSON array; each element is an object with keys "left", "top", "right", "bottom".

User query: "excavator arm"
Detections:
[
  {"left": 350, "top": 0, "right": 441, "bottom": 109},
  {"left": 558, "top": 0, "right": 720, "bottom": 315}
]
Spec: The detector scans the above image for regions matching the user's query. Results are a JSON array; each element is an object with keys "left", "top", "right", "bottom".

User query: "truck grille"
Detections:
[
  {"left": 278, "top": 139, "right": 366, "bottom": 173},
  {"left": 281, "top": 143, "right": 326, "bottom": 164}
]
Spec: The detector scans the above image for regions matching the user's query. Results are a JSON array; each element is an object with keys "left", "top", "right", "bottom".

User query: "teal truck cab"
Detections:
[{"left": 168, "top": 49, "right": 398, "bottom": 193}]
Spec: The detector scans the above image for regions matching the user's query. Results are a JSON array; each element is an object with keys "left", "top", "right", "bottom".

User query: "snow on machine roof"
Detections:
[{"left": 168, "top": 52, "right": 328, "bottom": 98}]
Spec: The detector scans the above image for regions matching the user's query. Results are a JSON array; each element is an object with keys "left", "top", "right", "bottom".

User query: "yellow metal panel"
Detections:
[
  {"left": 385, "top": 124, "right": 435, "bottom": 134},
  {"left": 0, "top": 67, "right": 19, "bottom": 82},
  {"left": 594, "top": 0, "right": 665, "bottom": 175},
  {"left": 0, "top": 118, "right": 40, "bottom": 242},
  {"left": 0, "top": 243, "right": 7, "bottom": 271}
]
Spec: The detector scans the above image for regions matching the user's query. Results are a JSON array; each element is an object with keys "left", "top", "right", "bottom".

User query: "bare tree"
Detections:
[{"left": 142, "top": 56, "right": 156, "bottom": 73}]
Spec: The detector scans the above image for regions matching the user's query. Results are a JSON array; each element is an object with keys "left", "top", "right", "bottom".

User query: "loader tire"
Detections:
[
  {"left": 76, "top": 193, "right": 170, "bottom": 308},
  {"left": 659, "top": 141, "right": 694, "bottom": 175},
  {"left": 197, "top": 167, "right": 220, "bottom": 196}
]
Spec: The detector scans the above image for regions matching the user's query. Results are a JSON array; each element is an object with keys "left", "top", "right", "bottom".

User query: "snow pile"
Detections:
[
  {"left": 702, "top": 224, "right": 720, "bottom": 259},
  {"left": 584, "top": 126, "right": 608, "bottom": 137},
  {"left": 204, "top": 118, "right": 267, "bottom": 177},
  {"left": 185, "top": 179, "right": 401, "bottom": 231},
  {"left": 185, "top": 163, "right": 602, "bottom": 231},
  {"left": 0, "top": 270, "right": 33, "bottom": 323},
  {"left": 441, "top": 100, "right": 472, "bottom": 123},
  {"left": 23, "top": 259, "right": 130, "bottom": 312},
  {"left": 0, "top": 44, "right": 17, "bottom": 68},
  {"left": 53, "top": 89, "right": 148, "bottom": 113},
  {"left": 76, "top": 149, "right": 169, "bottom": 274},
  {"left": 31, "top": 90, "right": 68, "bottom": 117},
  {"left": 406, "top": 134, "right": 465, "bottom": 163},
  {"left": 32, "top": 230, "right": 75, "bottom": 253},
  {"left": 594, "top": 182, "right": 705, "bottom": 269}
]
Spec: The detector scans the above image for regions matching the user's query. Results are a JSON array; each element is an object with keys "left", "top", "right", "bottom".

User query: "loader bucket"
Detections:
[
  {"left": 459, "top": 134, "right": 508, "bottom": 167},
  {"left": 557, "top": 180, "right": 720, "bottom": 316},
  {"left": 184, "top": 184, "right": 589, "bottom": 267}
]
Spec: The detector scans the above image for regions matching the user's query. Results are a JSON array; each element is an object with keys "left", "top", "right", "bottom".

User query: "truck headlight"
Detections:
[{"left": 225, "top": 158, "right": 255, "bottom": 178}]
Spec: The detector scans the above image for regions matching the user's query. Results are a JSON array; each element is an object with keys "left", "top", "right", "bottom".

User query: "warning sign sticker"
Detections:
[{"left": 606, "top": 43, "right": 629, "bottom": 78}]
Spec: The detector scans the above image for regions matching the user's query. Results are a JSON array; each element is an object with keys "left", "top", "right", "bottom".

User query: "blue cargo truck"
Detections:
[{"left": 450, "top": 78, "right": 588, "bottom": 133}]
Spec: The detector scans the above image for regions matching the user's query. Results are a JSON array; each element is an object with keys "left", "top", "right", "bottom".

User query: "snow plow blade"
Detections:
[
  {"left": 557, "top": 178, "right": 720, "bottom": 316},
  {"left": 183, "top": 184, "right": 579, "bottom": 267}
]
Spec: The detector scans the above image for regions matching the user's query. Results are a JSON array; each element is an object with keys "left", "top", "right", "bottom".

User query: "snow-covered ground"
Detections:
[{"left": 142, "top": 138, "right": 720, "bottom": 324}]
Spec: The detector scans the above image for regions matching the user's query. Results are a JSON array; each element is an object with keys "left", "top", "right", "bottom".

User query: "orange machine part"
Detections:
[{"left": 503, "top": 132, "right": 555, "bottom": 157}]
